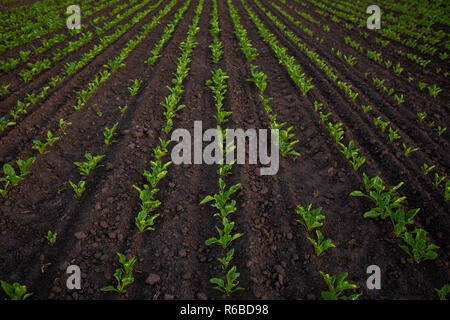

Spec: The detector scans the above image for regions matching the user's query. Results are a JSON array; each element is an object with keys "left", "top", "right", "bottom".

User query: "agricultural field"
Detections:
[{"left": 0, "top": 0, "right": 449, "bottom": 302}]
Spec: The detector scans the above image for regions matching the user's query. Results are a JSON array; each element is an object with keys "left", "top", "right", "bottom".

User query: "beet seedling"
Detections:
[
  {"left": 128, "top": 78, "right": 143, "bottom": 96},
  {"left": 319, "top": 271, "right": 361, "bottom": 300},
  {"left": 295, "top": 204, "right": 324, "bottom": 232},
  {"left": 388, "top": 127, "right": 401, "bottom": 142},
  {"left": 246, "top": 64, "right": 267, "bottom": 94},
  {"left": 45, "top": 230, "right": 57, "bottom": 245},
  {"left": 421, "top": 163, "right": 435, "bottom": 175},
  {"left": 0, "top": 117, "right": 16, "bottom": 132},
  {"left": 104, "top": 122, "right": 119, "bottom": 146},
  {"left": 350, "top": 173, "right": 405, "bottom": 219},
  {"left": 101, "top": 253, "right": 136, "bottom": 294},
  {"left": 400, "top": 229, "right": 439, "bottom": 263},
  {"left": 0, "top": 280, "right": 33, "bottom": 300},
  {"left": 210, "top": 266, "right": 244, "bottom": 296},
  {"left": 205, "top": 217, "right": 243, "bottom": 249},
  {"left": 58, "top": 119, "right": 71, "bottom": 134},
  {"left": 74, "top": 153, "right": 105, "bottom": 177},
  {"left": 307, "top": 230, "right": 335, "bottom": 256},
  {"left": 16, "top": 157, "right": 36, "bottom": 177},
  {"left": 433, "top": 173, "right": 446, "bottom": 188},
  {"left": 32, "top": 131, "right": 59, "bottom": 154},
  {"left": 69, "top": 180, "right": 86, "bottom": 198},
  {"left": 135, "top": 210, "right": 160, "bottom": 233},
  {"left": 435, "top": 284, "right": 450, "bottom": 300},
  {"left": 200, "top": 178, "right": 241, "bottom": 219},
  {"left": 217, "top": 248, "right": 235, "bottom": 270},
  {"left": 2, "top": 164, "right": 23, "bottom": 186},
  {"left": 402, "top": 144, "right": 419, "bottom": 157},
  {"left": 133, "top": 184, "right": 161, "bottom": 213},
  {"left": 143, "top": 160, "right": 171, "bottom": 188},
  {"left": 437, "top": 126, "right": 446, "bottom": 136},
  {"left": 390, "top": 208, "right": 420, "bottom": 237}
]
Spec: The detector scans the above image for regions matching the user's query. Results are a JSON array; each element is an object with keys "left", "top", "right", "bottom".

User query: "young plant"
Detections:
[
  {"left": 0, "top": 116, "right": 16, "bottom": 132},
  {"left": 390, "top": 208, "right": 420, "bottom": 237},
  {"left": 128, "top": 78, "right": 143, "bottom": 96},
  {"left": 133, "top": 184, "right": 161, "bottom": 213},
  {"left": 246, "top": 64, "right": 267, "bottom": 94},
  {"left": 350, "top": 154, "right": 366, "bottom": 171},
  {"left": 135, "top": 210, "right": 160, "bottom": 233},
  {"left": 421, "top": 163, "right": 435, "bottom": 175},
  {"left": 210, "top": 266, "right": 244, "bottom": 296},
  {"left": 319, "top": 271, "right": 361, "bottom": 300},
  {"left": 433, "top": 173, "right": 446, "bottom": 188},
  {"left": 361, "top": 105, "right": 372, "bottom": 113},
  {"left": 2, "top": 164, "right": 24, "bottom": 186},
  {"left": 58, "top": 119, "right": 72, "bottom": 134},
  {"left": 295, "top": 204, "right": 324, "bottom": 232},
  {"left": 394, "top": 94, "right": 404, "bottom": 105},
  {"left": 0, "top": 280, "right": 33, "bottom": 300},
  {"left": 69, "top": 180, "right": 86, "bottom": 198},
  {"left": 104, "top": 122, "right": 119, "bottom": 146},
  {"left": 101, "top": 253, "right": 136, "bottom": 294},
  {"left": 400, "top": 229, "right": 439, "bottom": 263},
  {"left": 16, "top": 157, "right": 36, "bottom": 176},
  {"left": 402, "top": 144, "right": 419, "bottom": 157},
  {"left": 217, "top": 248, "right": 235, "bottom": 270},
  {"left": 350, "top": 173, "right": 405, "bottom": 219},
  {"left": 200, "top": 178, "right": 241, "bottom": 219},
  {"left": 118, "top": 105, "right": 128, "bottom": 115},
  {"left": 428, "top": 84, "right": 442, "bottom": 98},
  {"left": 74, "top": 153, "right": 105, "bottom": 177},
  {"left": 205, "top": 217, "right": 243, "bottom": 249},
  {"left": 388, "top": 127, "right": 401, "bottom": 142},
  {"left": 437, "top": 126, "right": 446, "bottom": 136},
  {"left": 32, "top": 131, "right": 59, "bottom": 154},
  {"left": 313, "top": 101, "right": 323, "bottom": 112},
  {"left": 45, "top": 230, "right": 57, "bottom": 245},
  {"left": 143, "top": 160, "right": 171, "bottom": 188},
  {"left": 308, "top": 230, "right": 335, "bottom": 256},
  {"left": 416, "top": 112, "right": 427, "bottom": 122},
  {"left": 435, "top": 284, "right": 450, "bottom": 300}
]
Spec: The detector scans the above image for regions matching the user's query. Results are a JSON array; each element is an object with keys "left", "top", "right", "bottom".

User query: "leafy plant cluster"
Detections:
[
  {"left": 227, "top": 0, "right": 258, "bottom": 62},
  {"left": 246, "top": 64, "right": 300, "bottom": 157},
  {"left": 202, "top": 65, "right": 243, "bottom": 297},
  {"left": 132, "top": 0, "right": 204, "bottom": 234},
  {"left": 144, "top": 0, "right": 191, "bottom": 66},
  {"left": 243, "top": 0, "right": 314, "bottom": 96},
  {"left": 351, "top": 174, "right": 439, "bottom": 263},
  {"left": 69, "top": 153, "right": 104, "bottom": 198}
]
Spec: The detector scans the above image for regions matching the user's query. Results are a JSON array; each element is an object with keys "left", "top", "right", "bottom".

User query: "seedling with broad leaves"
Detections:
[
  {"left": 400, "top": 229, "right": 439, "bottom": 263},
  {"left": 319, "top": 271, "right": 361, "bottom": 300},
  {"left": 295, "top": 204, "right": 325, "bottom": 232},
  {"left": 101, "top": 253, "right": 136, "bottom": 294},
  {"left": 0, "top": 280, "right": 33, "bottom": 300},
  {"left": 210, "top": 266, "right": 244, "bottom": 296},
  {"left": 307, "top": 230, "right": 336, "bottom": 256},
  {"left": 350, "top": 173, "right": 405, "bottom": 220}
]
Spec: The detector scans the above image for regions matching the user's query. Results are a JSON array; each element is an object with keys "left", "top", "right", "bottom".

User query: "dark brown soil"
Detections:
[{"left": 0, "top": 0, "right": 448, "bottom": 300}]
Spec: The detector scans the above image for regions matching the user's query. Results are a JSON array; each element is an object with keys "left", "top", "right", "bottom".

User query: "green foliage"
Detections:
[
  {"left": 319, "top": 271, "right": 361, "bottom": 300},
  {"left": 210, "top": 266, "right": 244, "bottom": 296},
  {"left": 400, "top": 229, "right": 439, "bottom": 263},
  {"left": 0, "top": 280, "right": 33, "bottom": 300},
  {"left": 295, "top": 204, "right": 324, "bottom": 232},
  {"left": 101, "top": 253, "right": 136, "bottom": 294},
  {"left": 307, "top": 230, "right": 335, "bottom": 256}
]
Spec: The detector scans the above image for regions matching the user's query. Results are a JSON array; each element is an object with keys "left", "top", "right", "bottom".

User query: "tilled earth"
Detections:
[{"left": 0, "top": 0, "right": 448, "bottom": 300}]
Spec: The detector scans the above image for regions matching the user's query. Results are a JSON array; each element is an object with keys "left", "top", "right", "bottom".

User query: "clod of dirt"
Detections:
[{"left": 145, "top": 274, "right": 160, "bottom": 286}]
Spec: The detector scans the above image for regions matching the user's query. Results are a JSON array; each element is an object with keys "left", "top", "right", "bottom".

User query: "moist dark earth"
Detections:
[{"left": 0, "top": 0, "right": 449, "bottom": 300}]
